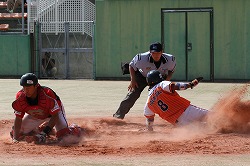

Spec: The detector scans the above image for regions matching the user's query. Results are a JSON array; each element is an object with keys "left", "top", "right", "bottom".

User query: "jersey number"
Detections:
[{"left": 157, "top": 100, "right": 168, "bottom": 111}]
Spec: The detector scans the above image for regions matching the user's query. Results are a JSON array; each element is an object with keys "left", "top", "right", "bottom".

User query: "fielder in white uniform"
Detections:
[{"left": 113, "top": 42, "right": 176, "bottom": 119}]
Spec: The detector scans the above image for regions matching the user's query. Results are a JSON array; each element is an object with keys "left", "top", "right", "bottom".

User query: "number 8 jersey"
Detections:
[{"left": 144, "top": 81, "right": 190, "bottom": 124}]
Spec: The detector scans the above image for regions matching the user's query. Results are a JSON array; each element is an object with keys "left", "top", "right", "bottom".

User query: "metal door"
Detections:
[
  {"left": 161, "top": 8, "right": 214, "bottom": 81},
  {"left": 35, "top": 22, "right": 95, "bottom": 79}
]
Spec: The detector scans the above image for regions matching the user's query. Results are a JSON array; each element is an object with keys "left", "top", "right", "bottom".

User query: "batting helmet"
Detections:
[
  {"left": 146, "top": 70, "right": 164, "bottom": 86},
  {"left": 20, "top": 73, "right": 38, "bottom": 86}
]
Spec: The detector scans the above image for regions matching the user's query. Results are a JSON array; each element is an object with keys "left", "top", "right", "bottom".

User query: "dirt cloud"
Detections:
[{"left": 206, "top": 84, "right": 250, "bottom": 133}]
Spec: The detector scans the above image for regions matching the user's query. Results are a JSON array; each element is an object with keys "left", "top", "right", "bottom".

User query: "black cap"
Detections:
[
  {"left": 150, "top": 42, "right": 162, "bottom": 52},
  {"left": 146, "top": 70, "right": 164, "bottom": 86},
  {"left": 20, "top": 73, "right": 38, "bottom": 86}
]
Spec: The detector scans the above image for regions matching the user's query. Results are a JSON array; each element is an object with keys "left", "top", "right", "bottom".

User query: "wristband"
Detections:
[
  {"left": 176, "top": 82, "right": 188, "bottom": 90},
  {"left": 43, "top": 126, "right": 52, "bottom": 135}
]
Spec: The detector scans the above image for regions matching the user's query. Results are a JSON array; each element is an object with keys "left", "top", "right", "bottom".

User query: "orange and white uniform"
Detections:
[{"left": 144, "top": 81, "right": 208, "bottom": 126}]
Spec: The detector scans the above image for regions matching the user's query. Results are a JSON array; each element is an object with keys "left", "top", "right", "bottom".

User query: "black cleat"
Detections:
[{"left": 113, "top": 113, "right": 124, "bottom": 120}]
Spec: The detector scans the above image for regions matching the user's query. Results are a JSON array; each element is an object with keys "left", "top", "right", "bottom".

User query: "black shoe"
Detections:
[
  {"left": 10, "top": 126, "right": 14, "bottom": 138},
  {"left": 113, "top": 113, "right": 124, "bottom": 119}
]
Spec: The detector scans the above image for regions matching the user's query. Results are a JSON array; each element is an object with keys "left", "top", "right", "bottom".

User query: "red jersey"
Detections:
[
  {"left": 145, "top": 81, "right": 190, "bottom": 124},
  {"left": 12, "top": 84, "right": 61, "bottom": 119}
]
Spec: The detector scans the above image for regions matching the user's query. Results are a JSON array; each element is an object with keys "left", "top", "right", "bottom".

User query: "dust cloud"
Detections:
[
  {"left": 71, "top": 85, "right": 250, "bottom": 146},
  {"left": 165, "top": 84, "right": 250, "bottom": 142},
  {"left": 206, "top": 84, "right": 250, "bottom": 133}
]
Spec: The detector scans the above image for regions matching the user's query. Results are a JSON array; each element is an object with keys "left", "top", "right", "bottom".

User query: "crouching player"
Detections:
[{"left": 10, "top": 73, "right": 81, "bottom": 144}]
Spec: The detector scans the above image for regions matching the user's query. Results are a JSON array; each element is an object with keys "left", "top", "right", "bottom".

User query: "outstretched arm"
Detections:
[
  {"left": 171, "top": 77, "right": 203, "bottom": 92},
  {"left": 144, "top": 104, "right": 155, "bottom": 131},
  {"left": 146, "top": 117, "right": 154, "bottom": 131}
]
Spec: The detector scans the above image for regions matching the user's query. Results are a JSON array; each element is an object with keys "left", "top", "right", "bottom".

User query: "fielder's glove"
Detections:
[
  {"left": 190, "top": 77, "right": 203, "bottom": 89},
  {"left": 34, "top": 131, "right": 47, "bottom": 143}
]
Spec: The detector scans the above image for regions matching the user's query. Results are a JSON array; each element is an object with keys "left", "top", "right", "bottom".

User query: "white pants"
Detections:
[
  {"left": 176, "top": 105, "right": 208, "bottom": 126},
  {"left": 20, "top": 105, "right": 68, "bottom": 134}
]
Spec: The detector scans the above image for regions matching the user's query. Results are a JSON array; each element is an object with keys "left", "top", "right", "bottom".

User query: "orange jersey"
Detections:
[
  {"left": 12, "top": 84, "right": 61, "bottom": 119},
  {"left": 145, "top": 81, "right": 190, "bottom": 124}
]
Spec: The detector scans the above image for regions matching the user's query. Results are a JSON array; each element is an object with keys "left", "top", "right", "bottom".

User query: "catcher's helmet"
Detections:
[
  {"left": 20, "top": 73, "right": 38, "bottom": 86},
  {"left": 146, "top": 70, "right": 164, "bottom": 86}
]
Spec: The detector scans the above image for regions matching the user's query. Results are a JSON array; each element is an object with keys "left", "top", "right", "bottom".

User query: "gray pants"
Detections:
[
  {"left": 114, "top": 72, "right": 148, "bottom": 119},
  {"left": 20, "top": 105, "right": 68, "bottom": 134}
]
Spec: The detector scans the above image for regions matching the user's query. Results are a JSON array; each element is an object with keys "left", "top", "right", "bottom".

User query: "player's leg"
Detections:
[
  {"left": 10, "top": 114, "right": 48, "bottom": 139},
  {"left": 113, "top": 72, "right": 147, "bottom": 119},
  {"left": 21, "top": 114, "right": 48, "bottom": 134},
  {"left": 54, "top": 104, "right": 81, "bottom": 139},
  {"left": 176, "top": 105, "right": 208, "bottom": 126}
]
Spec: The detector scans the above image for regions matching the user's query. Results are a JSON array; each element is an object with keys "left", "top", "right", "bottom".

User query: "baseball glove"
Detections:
[
  {"left": 190, "top": 77, "right": 203, "bottom": 89},
  {"left": 196, "top": 77, "right": 204, "bottom": 82},
  {"left": 121, "top": 62, "right": 130, "bottom": 75}
]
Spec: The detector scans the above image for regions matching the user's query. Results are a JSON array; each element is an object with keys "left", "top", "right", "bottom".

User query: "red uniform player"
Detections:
[{"left": 11, "top": 73, "right": 81, "bottom": 144}]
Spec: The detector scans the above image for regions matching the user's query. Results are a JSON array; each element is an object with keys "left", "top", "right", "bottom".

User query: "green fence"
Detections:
[
  {"left": 0, "top": 35, "right": 31, "bottom": 77},
  {"left": 95, "top": 0, "right": 250, "bottom": 81},
  {"left": 1, "top": 0, "right": 250, "bottom": 81}
]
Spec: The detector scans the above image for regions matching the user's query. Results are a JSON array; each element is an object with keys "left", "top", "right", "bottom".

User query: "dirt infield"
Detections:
[{"left": 0, "top": 79, "right": 250, "bottom": 166}]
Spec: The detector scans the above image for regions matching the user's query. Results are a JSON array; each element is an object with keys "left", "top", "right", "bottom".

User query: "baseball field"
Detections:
[{"left": 0, "top": 79, "right": 250, "bottom": 166}]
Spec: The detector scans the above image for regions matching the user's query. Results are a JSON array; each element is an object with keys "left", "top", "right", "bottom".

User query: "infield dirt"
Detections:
[{"left": 0, "top": 79, "right": 249, "bottom": 166}]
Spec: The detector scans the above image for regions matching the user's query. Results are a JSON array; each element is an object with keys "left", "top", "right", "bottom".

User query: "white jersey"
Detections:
[{"left": 129, "top": 51, "right": 176, "bottom": 77}]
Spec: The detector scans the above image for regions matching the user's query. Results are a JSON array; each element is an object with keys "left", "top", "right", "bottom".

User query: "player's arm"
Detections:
[
  {"left": 34, "top": 112, "right": 59, "bottom": 143},
  {"left": 145, "top": 116, "right": 154, "bottom": 131},
  {"left": 144, "top": 104, "right": 155, "bottom": 131},
  {"left": 34, "top": 96, "right": 60, "bottom": 143},
  {"left": 166, "top": 70, "right": 174, "bottom": 81},
  {"left": 128, "top": 65, "right": 138, "bottom": 91},
  {"left": 170, "top": 77, "right": 203, "bottom": 92},
  {"left": 47, "top": 112, "right": 59, "bottom": 130},
  {"left": 13, "top": 116, "right": 22, "bottom": 142}
]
